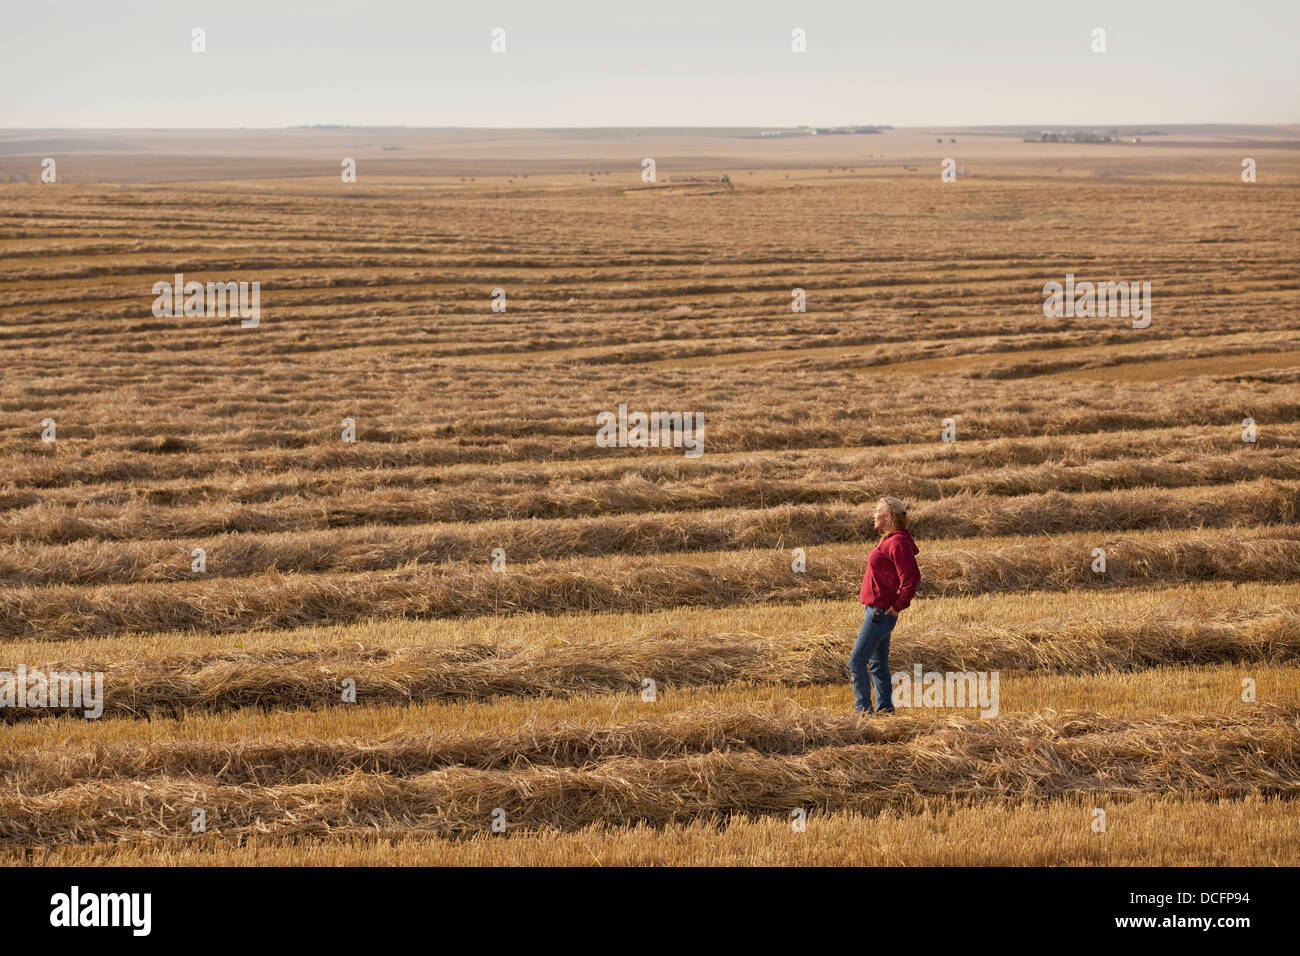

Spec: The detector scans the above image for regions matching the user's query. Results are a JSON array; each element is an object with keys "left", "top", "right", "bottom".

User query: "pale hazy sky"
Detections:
[{"left": 2, "top": 0, "right": 1296, "bottom": 128}]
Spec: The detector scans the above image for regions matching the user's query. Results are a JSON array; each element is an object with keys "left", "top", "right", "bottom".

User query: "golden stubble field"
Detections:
[{"left": 1, "top": 128, "right": 1298, "bottom": 864}]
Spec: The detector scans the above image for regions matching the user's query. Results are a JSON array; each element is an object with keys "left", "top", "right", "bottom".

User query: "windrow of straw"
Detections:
[
  {"left": 3, "top": 476, "right": 1296, "bottom": 582},
  {"left": 6, "top": 793, "right": 1296, "bottom": 866},
  {"left": 4, "top": 525, "right": 1297, "bottom": 641},
  {"left": 3, "top": 370, "right": 1297, "bottom": 487},
  {"left": 5, "top": 435, "right": 1296, "bottom": 546},
  {"left": 6, "top": 420, "right": 1293, "bottom": 511},
  {"left": 4, "top": 604, "right": 1296, "bottom": 720},
  {"left": 4, "top": 701, "right": 1296, "bottom": 792},
  {"left": 1, "top": 703, "right": 1294, "bottom": 844}
]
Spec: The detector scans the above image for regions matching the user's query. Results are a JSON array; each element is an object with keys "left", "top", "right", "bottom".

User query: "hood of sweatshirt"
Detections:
[{"left": 885, "top": 528, "right": 919, "bottom": 554}]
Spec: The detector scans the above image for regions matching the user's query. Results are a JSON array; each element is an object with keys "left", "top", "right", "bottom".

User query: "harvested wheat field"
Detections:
[{"left": 1, "top": 127, "right": 1298, "bottom": 866}]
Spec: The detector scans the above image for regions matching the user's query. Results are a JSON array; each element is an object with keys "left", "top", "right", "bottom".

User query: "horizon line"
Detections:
[{"left": 4, "top": 122, "right": 1300, "bottom": 133}]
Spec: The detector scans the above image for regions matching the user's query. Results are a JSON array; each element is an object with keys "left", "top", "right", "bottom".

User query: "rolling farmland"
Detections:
[{"left": 2, "top": 129, "right": 1299, "bottom": 864}]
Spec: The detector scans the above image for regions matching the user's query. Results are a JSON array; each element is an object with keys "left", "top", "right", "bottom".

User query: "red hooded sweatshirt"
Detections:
[{"left": 859, "top": 528, "right": 921, "bottom": 613}]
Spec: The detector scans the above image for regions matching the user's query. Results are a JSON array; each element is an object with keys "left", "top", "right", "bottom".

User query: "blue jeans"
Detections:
[{"left": 851, "top": 606, "right": 897, "bottom": 713}]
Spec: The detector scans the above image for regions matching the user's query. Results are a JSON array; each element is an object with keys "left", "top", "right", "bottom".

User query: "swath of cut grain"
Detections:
[
  {"left": 4, "top": 604, "right": 1296, "bottom": 720},
  {"left": 1, "top": 704, "right": 1295, "bottom": 844},
  {"left": 3, "top": 524, "right": 1296, "bottom": 641}
]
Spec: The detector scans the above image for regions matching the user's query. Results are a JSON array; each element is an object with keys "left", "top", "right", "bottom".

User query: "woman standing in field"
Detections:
[{"left": 851, "top": 496, "right": 921, "bottom": 715}]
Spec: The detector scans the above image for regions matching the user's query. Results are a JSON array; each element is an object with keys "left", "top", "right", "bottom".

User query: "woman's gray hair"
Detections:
[{"left": 878, "top": 496, "right": 909, "bottom": 529}]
